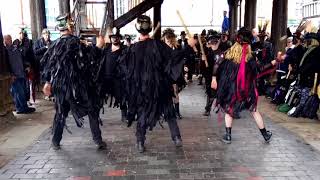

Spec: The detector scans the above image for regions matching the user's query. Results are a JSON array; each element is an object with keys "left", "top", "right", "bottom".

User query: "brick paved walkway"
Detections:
[{"left": 1, "top": 83, "right": 320, "bottom": 180}]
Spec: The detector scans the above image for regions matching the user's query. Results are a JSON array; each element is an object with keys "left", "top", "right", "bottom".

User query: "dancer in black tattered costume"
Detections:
[
  {"left": 119, "top": 15, "right": 194, "bottom": 153},
  {"left": 41, "top": 14, "right": 106, "bottom": 150},
  {"left": 211, "top": 28, "right": 275, "bottom": 144},
  {"left": 161, "top": 28, "right": 186, "bottom": 119},
  {"left": 202, "top": 30, "right": 223, "bottom": 116},
  {"left": 95, "top": 28, "right": 128, "bottom": 122}
]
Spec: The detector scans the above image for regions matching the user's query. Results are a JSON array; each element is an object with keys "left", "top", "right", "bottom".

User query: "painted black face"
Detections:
[{"left": 111, "top": 36, "right": 120, "bottom": 45}]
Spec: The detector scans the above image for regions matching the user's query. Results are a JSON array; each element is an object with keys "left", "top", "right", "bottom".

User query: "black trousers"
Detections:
[
  {"left": 52, "top": 100, "right": 103, "bottom": 145},
  {"left": 205, "top": 96, "right": 215, "bottom": 112},
  {"left": 187, "top": 63, "right": 195, "bottom": 81},
  {"left": 133, "top": 107, "right": 181, "bottom": 142},
  {"left": 204, "top": 79, "right": 216, "bottom": 112}
]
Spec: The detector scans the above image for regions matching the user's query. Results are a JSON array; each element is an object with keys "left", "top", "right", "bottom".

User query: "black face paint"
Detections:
[{"left": 111, "top": 36, "right": 120, "bottom": 45}]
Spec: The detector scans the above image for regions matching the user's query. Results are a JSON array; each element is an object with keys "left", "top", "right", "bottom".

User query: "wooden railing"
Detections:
[{"left": 71, "top": 0, "right": 160, "bottom": 37}]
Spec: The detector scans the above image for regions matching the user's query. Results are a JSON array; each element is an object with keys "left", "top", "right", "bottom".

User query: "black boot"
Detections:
[
  {"left": 51, "top": 141, "right": 61, "bottom": 150},
  {"left": 173, "top": 136, "right": 183, "bottom": 147},
  {"left": 175, "top": 103, "right": 182, "bottom": 119},
  {"left": 121, "top": 110, "right": 127, "bottom": 123},
  {"left": 203, "top": 111, "right": 210, "bottom": 116},
  {"left": 260, "top": 128, "right": 272, "bottom": 143},
  {"left": 222, "top": 127, "right": 232, "bottom": 144},
  {"left": 96, "top": 141, "right": 107, "bottom": 150},
  {"left": 198, "top": 76, "right": 203, "bottom": 85},
  {"left": 203, "top": 97, "right": 213, "bottom": 116},
  {"left": 136, "top": 141, "right": 145, "bottom": 153}
]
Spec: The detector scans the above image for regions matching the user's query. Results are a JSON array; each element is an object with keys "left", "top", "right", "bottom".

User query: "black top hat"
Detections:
[
  {"left": 207, "top": 30, "right": 220, "bottom": 42},
  {"left": 304, "top": 32, "right": 319, "bottom": 41},
  {"left": 237, "top": 27, "right": 253, "bottom": 44},
  {"left": 109, "top": 27, "right": 122, "bottom": 39},
  {"left": 56, "top": 13, "right": 73, "bottom": 31}
]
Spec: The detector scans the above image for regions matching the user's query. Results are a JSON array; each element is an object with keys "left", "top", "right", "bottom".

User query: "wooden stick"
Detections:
[
  {"left": 86, "top": 15, "right": 99, "bottom": 36},
  {"left": 197, "top": 35, "right": 208, "bottom": 68},
  {"left": 151, "top": 22, "right": 161, "bottom": 39},
  {"left": 312, "top": 73, "right": 318, "bottom": 94},
  {"left": 176, "top": 10, "right": 192, "bottom": 39}
]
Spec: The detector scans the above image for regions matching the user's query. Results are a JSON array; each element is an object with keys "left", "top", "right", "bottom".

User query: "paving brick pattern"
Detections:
[{"left": 1, "top": 83, "right": 320, "bottom": 180}]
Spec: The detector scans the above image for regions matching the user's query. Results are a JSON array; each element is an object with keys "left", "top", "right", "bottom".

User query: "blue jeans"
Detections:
[{"left": 10, "top": 78, "right": 29, "bottom": 112}]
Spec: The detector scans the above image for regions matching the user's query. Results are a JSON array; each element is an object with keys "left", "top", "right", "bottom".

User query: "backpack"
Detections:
[
  {"left": 271, "top": 85, "right": 287, "bottom": 105},
  {"left": 301, "top": 73, "right": 319, "bottom": 119},
  {"left": 302, "top": 95, "right": 319, "bottom": 119},
  {"left": 286, "top": 89, "right": 300, "bottom": 107}
]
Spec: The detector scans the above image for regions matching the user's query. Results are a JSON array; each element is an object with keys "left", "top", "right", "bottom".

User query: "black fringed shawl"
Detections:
[
  {"left": 41, "top": 34, "right": 101, "bottom": 127},
  {"left": 215, "top": 57, "right": 259, "bottom": 116},
  {"left": 119, "top": 39, "right": 185, "bottom": 130}
]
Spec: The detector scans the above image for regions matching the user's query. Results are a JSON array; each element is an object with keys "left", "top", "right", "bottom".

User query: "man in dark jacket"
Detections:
[
  {"left": 252, "top": 28, "right": 274, "bottom": 95},
  {"left": 4, "top": 35, "right": 35, "bottom": 114},
  {"left": 178, "top": 31, "right": 197, "bottom": 83},
  {"left": 42, "top": 14, "right": 106, "bottom": 150},
  {"left": 118, "top": 15, "right": 192, "bottom": 153},
  {"left": 17, "top": 28, "right": 36, "bottom": 103},
  {"left": 202, "top": 31, "right": 222, "bottom": 116},
  {"left": 34, "top": 29, "right": 51, "bottom": 78},
  {"left": 34, "top": 29, "right": 52, "bottom": 100},
  {"left": 98, "top": 28, "right": 128, "bottom": 122}
]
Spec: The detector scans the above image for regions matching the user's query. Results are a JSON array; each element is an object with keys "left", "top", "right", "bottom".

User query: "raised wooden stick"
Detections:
[
  {"left": 312, "top": 73, "right": 318, "bottom": 94},
  {"left": 151, "top": 22, "right": 161, "bottom": 39},
  {"left": 176, "top": 10, "right": 207, "bottom": 66},
  {"left": 86, "top": 15, "right": 99, "bottom": 36},
  {"left": 176, "top": 10, "right": 192, "bottom": 39},
  {"left": 197, "top": 35, "right": 208, "bottom": 67}
]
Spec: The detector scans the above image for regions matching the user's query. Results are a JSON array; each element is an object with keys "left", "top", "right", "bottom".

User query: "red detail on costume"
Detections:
[
  {"left": 254, "top": 80, "right": 259, "bottom": 109},
  {"left": 262, "top": 48, "right": 267, "bottom": 60},
  {"left": 27, "top": 70, "right": 36, "bottom": 103},
  {"left": 236, "top": 44, "right": 248, "bottom": 100},
  {"left": 256, "top": 64, "right": 277, "bottom": 79}
]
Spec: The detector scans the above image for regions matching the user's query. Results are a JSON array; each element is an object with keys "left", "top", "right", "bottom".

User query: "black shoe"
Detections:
[
  {"left": 127, "top": 119, "right": 133, "bottom": 127},
  {"left": 175, "top": 103, "right": 182, "bottom": 119},
  {"left": 203, "top": 111, "right": 210, "bottom": 116},
  {"left": 173, "top": 136, "right": 182, "bottom": 147},
  {"left": 121, "top": 110, "right": 128, "bottom": 123},
  {"left": 136, "top": 141, "right": 145, "bottom": 153},
  {"left": 51, "top": 142, "right": 61, "bottom": 150},
  {"left": 260, "top": 128, "right": 272, "bottom": 143},
  {"left": 222, "top": 127, "right": 232, "bottom": 144},
  {"left": 96, "top": 141, "right": 107, "bottom": 150},
  {"left": 222, "top": 134, "right": 232, "bottom": 144},
  {"left": 233, "top": 113, "right": 241, "bottom": 119},
  {"left": 198, "top": 82, "right": 203, "bottom": 85},
  {"left": 16, "top": 107, "right": 36, "bottom": 114}
]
